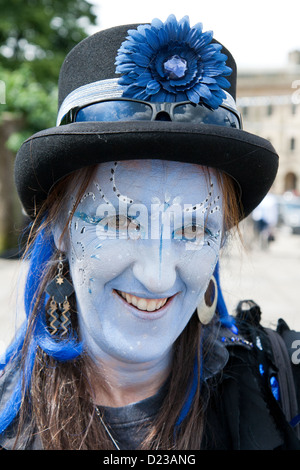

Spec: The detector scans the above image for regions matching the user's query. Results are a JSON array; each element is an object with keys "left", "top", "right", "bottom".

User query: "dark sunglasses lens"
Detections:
[
  {"left": 173, "top": 103, "right": 240, "bottom": 128},
  {"left": 75, "top": 101, "right": 153, "bottom": 122}
]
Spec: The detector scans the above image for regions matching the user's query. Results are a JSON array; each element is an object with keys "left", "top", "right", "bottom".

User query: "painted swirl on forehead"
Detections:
[
  {"left": 94, "top": 161, "right": 135, "bottom": 206},
  {"left": 78, "top": 161, "right": 220, "bottom": 215},
  {"left": 151, "top": 178, "right": 221, "bottom": 215}
]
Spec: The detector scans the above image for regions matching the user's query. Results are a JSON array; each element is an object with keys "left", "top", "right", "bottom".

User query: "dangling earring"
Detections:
[
  {"left": 197, "top": 276, "right": 218, "bottom": 325},
  {"left": 46, "top": 253, "right": 74, "bottom": 336}
]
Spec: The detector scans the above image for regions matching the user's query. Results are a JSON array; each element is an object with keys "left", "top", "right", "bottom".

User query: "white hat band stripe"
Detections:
[
  {"left": 57, "top": 78, "right": 238, "bottom": 126},
  {"left": 57, "top": 78, "right": 123, "bottom": 125}
]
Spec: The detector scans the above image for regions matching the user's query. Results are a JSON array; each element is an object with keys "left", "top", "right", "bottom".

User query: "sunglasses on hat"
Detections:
[{"left": 61, "top": 98, "right": 242, "bottom": 129}]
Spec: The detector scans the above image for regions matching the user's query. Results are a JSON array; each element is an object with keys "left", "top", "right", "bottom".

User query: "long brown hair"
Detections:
[{"left": 14, "top": 164, "right": 241, "bottom": 450}]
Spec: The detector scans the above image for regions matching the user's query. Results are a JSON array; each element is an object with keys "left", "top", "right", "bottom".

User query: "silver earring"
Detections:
[{"left": 197, "top": 276, "right": 218, "bottom": 325}]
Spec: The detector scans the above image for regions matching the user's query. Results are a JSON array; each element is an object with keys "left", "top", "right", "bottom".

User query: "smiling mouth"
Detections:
[{"left": 115, "top": 289, "right": 171, "bottom": 312}]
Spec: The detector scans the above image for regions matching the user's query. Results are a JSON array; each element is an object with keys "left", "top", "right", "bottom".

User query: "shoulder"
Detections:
[
  {"left": 202, "top": 300, "right": 300, "bottom": 449},
  {"left": 218, "top": 302, "right": 300, "bottom": 449}
]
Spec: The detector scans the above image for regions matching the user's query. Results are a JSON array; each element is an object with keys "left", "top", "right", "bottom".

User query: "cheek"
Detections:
[
  {"left": 178, "top": 241, "right": 221, "bottom": 293},
  {"left": 68, "top": 226, "right": 135, "bottom": 293}
]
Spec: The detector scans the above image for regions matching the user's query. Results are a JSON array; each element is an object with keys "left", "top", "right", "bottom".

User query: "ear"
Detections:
[{"left": 51, "top": 218, "right": 69, "bottom": 253}]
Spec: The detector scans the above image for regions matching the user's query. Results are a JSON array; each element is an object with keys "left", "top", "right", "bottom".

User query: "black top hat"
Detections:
[{"left": 14, "top": 15, "right": 278, "bottom": 220}]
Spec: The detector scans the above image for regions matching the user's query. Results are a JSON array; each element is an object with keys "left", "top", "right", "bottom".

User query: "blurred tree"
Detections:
[
  {"left": 0, "top": 0, "right": 97, "bottom": 254},
  {"left": 0, "top": 0, "right": 97, "bottom": 87},
  {"left": 0, "top": 63, "right": 58, "bottom": 152}
]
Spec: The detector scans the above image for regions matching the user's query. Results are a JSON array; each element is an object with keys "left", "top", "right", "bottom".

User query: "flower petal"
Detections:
[
  {"left": 146, "top": 80, "right": 161, "bottom": 95},
  {"left": 158, "top": 27, "right": 169, "bottom": 46},
  {"left": 215, "top": 76, "right": 231, "bottom": 88},
  {"left": 138, "top": 42, "right": 155, "bottom": 57},
  {"left": 127, "top": 29, "right": 147, "bottom": 43},
  {"left": 151, "top": 18, "right": 164, "bottom": 29},
  {"left": 186, "top": 88, "right": 201, "bottom": 104},
  {"left": 201, "top": 76, "right": 217, "bottom": 85},
  {"left": 192, "top": 22, "right": 203, "bottom": 32},
  {"left": 115, "top": 15, "right": 232, "bottom": 108},
  {"left": 193, "top": 83, "right": 212, "bottom": 100},
  {"left": 152, "top": 89, "right": 168, "bottom": 102},
  {"left": 116, "top": 63, "right": 135, "bottom": 73},
  {"left": 130, "top": 52, "right": 150, "bottom": 67},
  {"left": 145, "top": 28, "right": 160, "bottom": 50}
]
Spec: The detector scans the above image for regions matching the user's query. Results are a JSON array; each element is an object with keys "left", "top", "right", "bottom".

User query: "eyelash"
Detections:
[
  {"left": 74, "top": 212, "right": 220, "bottom": 242},
  {"left": 74, "top": 212, "right": 141, "bottom": 234},
  {"left": 172, "top": 225, "right": 218, "bottom": 243}
]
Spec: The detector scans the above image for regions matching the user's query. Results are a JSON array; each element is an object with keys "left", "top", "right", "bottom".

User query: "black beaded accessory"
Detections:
[{"left": 46, "top": 253, "right": 74, "bottom": 336}]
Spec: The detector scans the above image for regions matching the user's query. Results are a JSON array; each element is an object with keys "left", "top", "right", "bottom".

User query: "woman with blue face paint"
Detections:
[{"left": 1, "top": 16, "right": 299, "bottom": 450}]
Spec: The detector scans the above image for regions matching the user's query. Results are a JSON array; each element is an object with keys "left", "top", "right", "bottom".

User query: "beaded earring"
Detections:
[{"left": 46, "top": 253, "right": 74, "bottom": 335}]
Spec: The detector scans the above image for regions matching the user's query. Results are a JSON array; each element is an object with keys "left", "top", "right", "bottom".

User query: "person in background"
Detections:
[{"left": 252, "top": 192, "right": 278, "bottom": 249}]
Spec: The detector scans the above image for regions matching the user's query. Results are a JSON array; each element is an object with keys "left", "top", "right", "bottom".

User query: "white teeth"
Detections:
[
  {"left": 117, "top": 291, "right": 168, "bottom": 312},
  {"left": 146, "top": 300, "right": 157, "bottom": 312},
  {"left": 137, "top": 298, "right": 148, "bottom": 310}
]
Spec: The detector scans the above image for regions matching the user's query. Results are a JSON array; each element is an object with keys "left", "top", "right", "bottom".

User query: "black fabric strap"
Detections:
[{"left": 265, "top": 327, "right": 299, "bottom": 437}]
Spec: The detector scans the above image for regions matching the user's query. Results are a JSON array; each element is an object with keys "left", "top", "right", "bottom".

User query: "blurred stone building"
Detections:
[{"left": 237, "top": 50, "right": 300, "bottom": 195}]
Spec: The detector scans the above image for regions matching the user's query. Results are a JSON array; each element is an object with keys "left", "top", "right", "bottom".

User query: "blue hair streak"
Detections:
[
  {"left": 0, "top": 334, "right": 37, "bottom": 435},
  {"left": 0, "top": 224, "right": 83, "bottom": 435},
  {"left": 174, "top": 346, "right": 201, "bottom": 439},
  {"left": 214, "top": 260, "right": 237, "bottom": 333}
]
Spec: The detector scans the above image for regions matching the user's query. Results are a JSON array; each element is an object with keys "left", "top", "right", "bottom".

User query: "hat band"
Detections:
[
  {"left": 57, "top": 78, "right": 239, "bottom": 127},
  {"left": 57, "top": 79, "right": 123, "bottom": 125}
]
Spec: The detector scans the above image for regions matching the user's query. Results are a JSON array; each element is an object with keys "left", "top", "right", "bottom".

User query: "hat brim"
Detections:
[{"left": 14, "top": 121, "right": 278, "bottom": 219}]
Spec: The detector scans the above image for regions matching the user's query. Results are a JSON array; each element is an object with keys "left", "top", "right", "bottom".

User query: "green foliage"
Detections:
[
  {"left": 0, "top": 0, "right": 97, "bottom": 150},
  {"left": 0, "top": 63, "right": 58, "bottom": 152},
  {"left": 0, "top": 0, "right": 97, "bottom": 86}
]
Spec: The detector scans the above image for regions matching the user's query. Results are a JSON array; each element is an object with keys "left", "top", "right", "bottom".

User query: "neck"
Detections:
[{"left": 88, "top": 348, "right": 173, "bottom": 408}]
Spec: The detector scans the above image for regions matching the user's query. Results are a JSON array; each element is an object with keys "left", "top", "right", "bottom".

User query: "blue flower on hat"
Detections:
[{"left": 115, "top": 15, "right": 232, "bottom": 109}]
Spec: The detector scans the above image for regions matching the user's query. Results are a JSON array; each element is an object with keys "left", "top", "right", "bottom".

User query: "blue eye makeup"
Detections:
[
  {"left": 172, "top": 224, "right": 219, "bottom": 243},
  {"left": 74, "top": 211, "right": 142, "bottom": 239},
  {"left": 74, "top": 211, "right": 104, "bottom": 225},
  {"left": 74, "top": 211, "right": 220, "bottom": 243}
]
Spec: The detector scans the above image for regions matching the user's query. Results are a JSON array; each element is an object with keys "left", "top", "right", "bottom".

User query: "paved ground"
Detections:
[
  {"left": 0, "top": 225, "right": 299, "bottom": 356},
  {"left": 220, "top": 225, "right": 300, "bottom": 330}
]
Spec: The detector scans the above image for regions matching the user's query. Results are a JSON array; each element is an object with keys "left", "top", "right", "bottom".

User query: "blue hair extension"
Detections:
[
  {"left": 36, "top": 313, "right": 83, "bottom": 361},
  {"left": 0, "top": 224, "right": 83, "bottom": 435},
  {"left": 213, "top": 261, "right": 238, "bottom": 333},
  {"left": 174, "top": 342, "right": 202, "bottom": 440},
  {"left": 23, "top": 224, "right": 55, "bottom": 320},
  {"left": 23, "top": 224, "right": 83, "bottom": 359},
  {"left": 174, "top": 356, "right": 199, "bottom": 430},
  {"left": 0, "top": 333, "right": 37, "bottom": 435}
]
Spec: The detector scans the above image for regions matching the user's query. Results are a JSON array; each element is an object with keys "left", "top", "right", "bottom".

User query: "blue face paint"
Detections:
[{"left": 62, "top": 160, "right": 223, "bottom": 368}]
